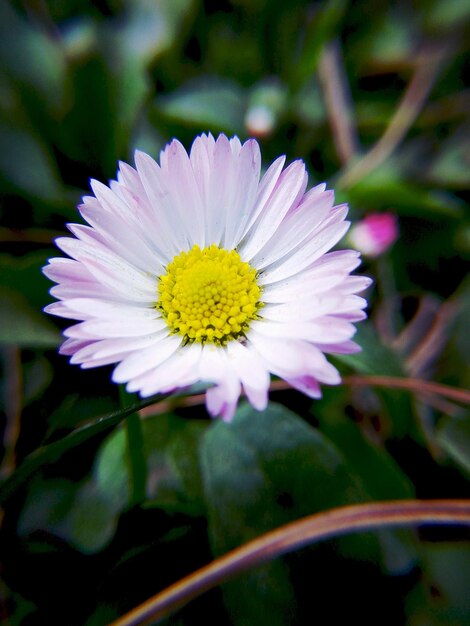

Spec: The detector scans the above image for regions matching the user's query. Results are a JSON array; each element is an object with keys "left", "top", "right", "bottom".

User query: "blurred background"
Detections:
[{"left": 0, "top": 0, "right": 469, "bottom": 624}]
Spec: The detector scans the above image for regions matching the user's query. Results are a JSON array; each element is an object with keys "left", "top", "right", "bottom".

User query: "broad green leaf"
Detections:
[
  {"left": 200, "top": 401, "right": 367, "bottom": 625},
  {"left": 95, "top": 413, "right": 207, "bottom": 516},
  {"left": 0, "top": 118, "right": 65, "bottom": 204},
  {"left": 23, "top": 356, "right": 54, "bottom": 406},
  {"left": 428, "top": 128, "right": 470, "bottom": 188},
  {"left": 45, "top": 394, "right": 117, "bottom": 433},
  {"left": 367, "top": 9, "right": 414, "bottom": 65},
  {"left": 335, "top": 322, "right": 414, "bottom": 437},
  {"left": 343, "top": 161, "right": 464, "bottom": 218},
  {"left": 117, "top": 0, "right": 194, "bottom": 64},
  {"left": 316, "top": 412, "right": 414, "bottom": 501},
  {"left": 424, "top": 0, "right": 470, "bottom": 30},
  {"left": 17, "top": 412, "right": 207, "bottom": 554},
  {"left": 58, "top": 55, "right": 119, "bottom": 176},
  {"left": 337, "top": 323, "right": 404, "bottom": 377},
  {"left": 316, "top": 406, "right": 417, "bottom": 573},
  {"left": 292, "top": 79, "right": 326, "bottom": 126},
  {"left": 17, "top": 474, "right": 117, "bottom": 554},
  {"left": 0, "top": 3, "right": 67, "bottom": 114},
  {"left": 156, "top": 78, "right": 247, "bottom": 135},
  {"left": 0, "top": 396, "right": 170, "bottom": 504},
  {"left": 0, "top": 251, "right": 57, "bottom": 311},
  {"left": 406, "top": 544, "right": 470, "bottom": 626},
  {"left": 0, "top": 289, "right": 61, "bottom": 348},
  {"left": 0, "top": 251, "right": 62, "bottom": 348},
  {"left": 293, "top": 0, "right": 350, "bottom": 85},
  {"left": 436, "top": 415, "right": 470, "bottom": 478},
  {"left": 65, "top": 480, "right": 118, "bottom": 553}
]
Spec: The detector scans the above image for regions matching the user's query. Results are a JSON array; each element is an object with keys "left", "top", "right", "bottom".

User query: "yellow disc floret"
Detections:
[{"left": 157, "top": 244, "right": 262, "bottom": 345}]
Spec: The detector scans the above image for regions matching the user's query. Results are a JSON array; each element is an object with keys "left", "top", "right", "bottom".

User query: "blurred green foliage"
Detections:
[{"left": 0, "top": 0, "right": 469, "bottom": 625}]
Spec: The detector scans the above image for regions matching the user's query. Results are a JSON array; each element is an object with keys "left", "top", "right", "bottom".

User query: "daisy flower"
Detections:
[{"left": 44, "top": 133, "right": 371, "bottom": 421}]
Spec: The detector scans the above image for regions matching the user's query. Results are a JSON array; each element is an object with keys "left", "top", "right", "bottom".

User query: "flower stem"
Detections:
[
  {"left": 120, "top": 387, "right": 147, "bottom": 507},
  {"left": 110, "top": 499, "right": 470, "bottom": 626}
]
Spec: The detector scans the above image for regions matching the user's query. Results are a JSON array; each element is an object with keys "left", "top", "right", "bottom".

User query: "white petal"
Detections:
[
  {"left": 64, "top": 318, "right": 167, "bottom": 339},
  {"left": 43, "top": 257, "right": 95, "bottom": 284},
  {"left": 45, "top": 302, "right": 88, "bottom": 321},
  {"left": 261, "top": 249, "right": 361, "bottom": 302},
  {"left": 56, "top": 237, "right": 157, "bottom": 303},
  {"left": 321, "top": 340, "right": 361, "bottom": 354},
  {"left": 71, "top": 334, "right": 164, "bottom": 363},
  {"left": 238, "top": 155, "right": 286, "bottom": 239},
  {"left": 249, "top": 332, "right": 340, "bottom": 384},
  {"left": 260, "top": 220, "right": 350, "bottom": 284},
  {"left": 223, "top": 139, "right": 261, "bottom": 250},
  {"left": 134, "top": 150, "right": 189, "bottom": 254},
  {"left": 112, "top": 334, "right": 181, "bottom": 383},
  {"left": 250, "top": 318, "right": 356, "bottom": 343},
  {"left": 250, "top": 187, "right": 334, "bottom": 269},
  {"left": 79, "top": 203, "right": 164, "bottom": 274},
  {"left": 240, "top": 160, "right": 307, "bottom": 261},
  {"left": 63, "top": 298, "right": 160, "bottom": 320},
  {"left": 226, "top": 340, "right": 270, "bottom": 410},
  {"left": 50, "top": 282, "right": 123, "bottom": 301},
  {"left": 285, "top": 376, "right": 323, "bottom": 398},
  {"left": 261, "top": 295, "right": 344, "bottom": 323},
  {"left": 129, "top": 342, "right": 203, "bottom": 396},
  {"left": 159, "top": 139, "right": 206, "bottom": 246},
  {"left": 59, "top": 337, "right": 93, "bottom": 356}
]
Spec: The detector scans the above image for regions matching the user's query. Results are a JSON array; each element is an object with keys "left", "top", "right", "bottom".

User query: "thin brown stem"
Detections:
[
  {"left": 110, "top": 500, "right": 470, "bottom": 626},
  {"left": 139, "top": 375, "right": 470, "bottom": 418},
  {"left": 337, "top": 41, "right": 451, "bottom": 188},
  {"left": 343, "top": 375, "right": 470, "bottom": 405},
  {"left": 318, "top": 40, "right": 359, "bottom": 165},
  {"left": 0, "top": 347, "right": 23, "bottom": 479}
]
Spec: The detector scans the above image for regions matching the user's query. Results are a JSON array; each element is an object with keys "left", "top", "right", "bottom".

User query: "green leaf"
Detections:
[
  {"left": 199, "top": 401, "right": 366, "bottom": 625},
  {"left": 406, "top": 544, "right": 470, "bottom": 625},
  {"left": 0, "top": 3, "right": 67, "bottom": 114},
  {"left": 94, "top": 413, "right": 207, "bottom": 517},
  {"left": 343, "top": 161, "right": 464, "bottom": 218},
  {"left": 317, "top": 413, "right": 414, "bottom": 501},
  {"left": 335, "top": 323, "right": 414, "bottom": 437},
  {"left": 11, "top": 404, "right": 205, "bottom": 552},
  {"left": 436, "top": 415, "right": 470, "bottom": 478},
  {"left": 120, "top": 387, "right": 147, "bottom": 507},
  {"left": 315, "top": 405, "right": 417, "bottom": 573},
  {"left": 65, "top": 480, "right": 118, "bottom": 553},
  {"left": 0, "top": 118, "right": 65, "bottom": 204},
  {"left": 156, "top": 78, "right": 247, "bottom": 135},
  {"left": 0, "top": 251, "right": 62, "bottom": 347},
  {"left": 428, "top": 126, "right": 470, "bottom": 188},
  {"left": 367, "top": 9, "right": 415, "bottom": 65},
  {"left": 0, "top": 396, "right": 170, "bottom": 505},
  {"left": 0, "top": 251, "right": 56, "bottom": 310},
  {"left": 0, "top": 289, "right": 61, "bottom": 348},
  {"left": 17, "top": 474, "right": 117, "bottom": 554},
  {"left": 337, "top": 323, "right": 405, "bottom": 377},
  {"left": 293, "top": 0, "right": 350, "bottom": 85},
  {"left": 424, "top": 0, "right": 470, "bottom": 30},
  {"left": 23, "top": 356, "right": 54, "bottom": 406}
]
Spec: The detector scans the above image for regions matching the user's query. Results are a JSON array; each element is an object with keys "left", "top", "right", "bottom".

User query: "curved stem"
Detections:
[
  {"left": 111, "top": 499, "right": 470, "bottom": 626},
  {"left": 336, "top": 40, "right": 451, "bottom": 188},
  {"left": 342, "top": 375, "right": 470, "bottom": 405}
]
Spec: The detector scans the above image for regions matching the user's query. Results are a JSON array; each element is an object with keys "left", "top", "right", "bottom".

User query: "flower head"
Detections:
[
  {"left": 44, "top": 133, "right": 371, "bottom": 420},
  {"left": 349, "top": 212, "right": 398, "bottom": 258}
]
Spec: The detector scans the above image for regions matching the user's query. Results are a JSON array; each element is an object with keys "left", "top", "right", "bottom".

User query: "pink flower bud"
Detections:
[{"left": 349, "top": 212, "right": 398, "bottom": 257}]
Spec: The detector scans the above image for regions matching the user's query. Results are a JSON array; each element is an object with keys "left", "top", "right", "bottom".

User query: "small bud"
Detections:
[{"left": 349, "top": 212, "right": 398, "bottom": 257}]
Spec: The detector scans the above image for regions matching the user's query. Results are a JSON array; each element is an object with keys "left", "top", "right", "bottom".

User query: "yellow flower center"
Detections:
[{"left": 157, "top": 244, "right": 262, "bottom": 345}]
